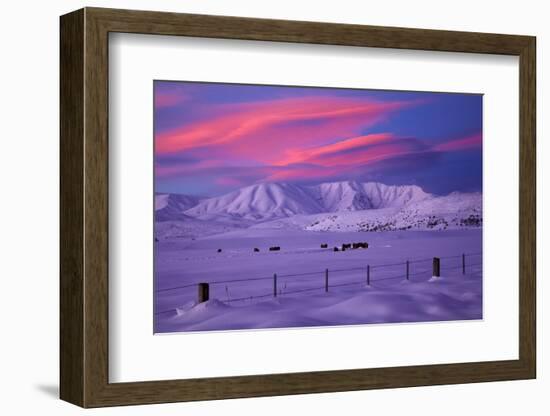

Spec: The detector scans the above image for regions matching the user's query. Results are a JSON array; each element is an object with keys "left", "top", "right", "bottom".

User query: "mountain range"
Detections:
[
  {"left": 155, "top": 181, "right": 482, "bottom": 234},
  {"left": 165, "top": 181, "right": 432, "bottom": 221}
]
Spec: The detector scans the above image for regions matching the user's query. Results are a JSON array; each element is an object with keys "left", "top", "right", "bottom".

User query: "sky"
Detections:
[{"left": 154, "top": 81, "right": 482, "bottom": 197}]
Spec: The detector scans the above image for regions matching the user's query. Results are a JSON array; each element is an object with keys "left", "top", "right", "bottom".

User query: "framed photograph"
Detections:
[{"left": 60, "top": 7, "right": 536, "bottom": 407}]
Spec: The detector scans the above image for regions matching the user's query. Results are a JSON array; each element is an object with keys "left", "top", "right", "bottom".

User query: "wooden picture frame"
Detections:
[{"left": 60, "top": 7, "right": 536, "bottom": 408}]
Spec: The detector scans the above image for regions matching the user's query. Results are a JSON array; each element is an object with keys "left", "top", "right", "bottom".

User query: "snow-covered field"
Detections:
[
  {"left": 155, "top": 228, "right": 482, "bottom": 333},
  {"left": 154, "top": 181, "right": 482, "bottom": 333}
]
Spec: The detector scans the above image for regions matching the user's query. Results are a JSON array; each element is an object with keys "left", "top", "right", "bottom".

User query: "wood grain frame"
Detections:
[{"left": 60, "top": 7, "right": 536, "bottom": 408}]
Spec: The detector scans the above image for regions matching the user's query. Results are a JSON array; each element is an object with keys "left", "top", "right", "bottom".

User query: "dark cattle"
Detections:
[
  {"left": 342, "top": 243, "right": 352, "bottom": 250},
  {"left": 254, "top": 248, "right": 260, "bottom": 252},
  {"left": 217, "top": 249, "right": 222, "bottom": 253},
  {"left": 333, "top": 247, "right": 339, "bottom": 252},
  {"left": 320, "top": 243, "right": 328, "bottom": 248},
  {"left": 352, "top": 242, "right": 369, "bottom": 249},
  {"left": 269, "top": 246, "right": 281, "bottom": 251},
  {"left": 154, "top": 237, "right": 159, "bottom": 243}
]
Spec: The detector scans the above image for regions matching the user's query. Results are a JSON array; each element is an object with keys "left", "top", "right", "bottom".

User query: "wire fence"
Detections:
[{"left": 155, "top": 251, "right": 482, "bottom": 315}]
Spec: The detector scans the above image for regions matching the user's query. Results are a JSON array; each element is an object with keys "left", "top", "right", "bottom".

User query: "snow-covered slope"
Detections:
[
  {"left": 184, "top": 182, "right": 324, "bottom": 221},
  {"left": 155, "top": 218, "right": 242, "bottom": 240},
  {"left": 305, "top": 192, "right": 481, "bottom": 232},
  {"left": 183, "top": 181, "right": 432, "bottom": 221},
  {"left": 155, "top": 193, "right": 201, "bottom": 222},
  {"left": 312, "top": 181, "right": 431, "bottom": 211}
]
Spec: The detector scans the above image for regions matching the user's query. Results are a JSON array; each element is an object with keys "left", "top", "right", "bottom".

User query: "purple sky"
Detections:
[{"left": 154, "top": 81, "right": 482, "bottom": 197}]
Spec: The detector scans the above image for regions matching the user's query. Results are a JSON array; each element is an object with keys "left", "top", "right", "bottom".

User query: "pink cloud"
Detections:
[
  {"left": 155, "top": 96, "right": 413, "bottom": 162},
  {"left": 264, "top": 140, "right": 421, "bottom": 182},
  {"left": 313, "top": 143, "right": 417, "bottom": 167},
  {"left": 433, "top": 133, "right": 482, "bottom": 152},
  {"left": 154, "top": 94, "right": 482, "bottom": 189},
  {"left": 276, "top": 133, "right": 393, "bottom": 166},
  {"left": 155, "top": 130, "right": 481, "bottom": 187}
]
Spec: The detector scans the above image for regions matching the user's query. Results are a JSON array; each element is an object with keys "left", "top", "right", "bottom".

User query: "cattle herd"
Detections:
[
  {"left": 216, "top": 242, "right": 368, "bottom": 253},
  {"left": 333, "top": 242, "right": 368, "bottom": 252}
]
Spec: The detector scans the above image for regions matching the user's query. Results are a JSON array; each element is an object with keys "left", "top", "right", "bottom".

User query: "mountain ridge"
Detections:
[
  {"left": 155, "top": 193, "right": 203, "bottom": 222},
  {"left": 156, "top": 181, "right": 480, "bottom": 223},
  {"left": 155, "top": 181, "right": 482, "bottom": 238}
]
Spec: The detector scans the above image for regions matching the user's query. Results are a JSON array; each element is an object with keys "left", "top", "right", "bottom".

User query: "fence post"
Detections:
[
  {"left": 432, "top": 257, "right": 441, "bottom": 277},
  {"left": 273, "top": 273, "right": 277, "bottom": 297},
  {"left": 462, "top": 253, "right": 466, "bottom": 275},
  {"left": 367, "top": 265, "right": 370, "bottom": 286},
  {"left": 406, "top": 260, "right": 410, "bottom": 280},
  {"left": 198, "top": 283, "right": 209, "bottom": 303},
  {"left": 325, "top": 268, "right": 329, "bottom": 292}
]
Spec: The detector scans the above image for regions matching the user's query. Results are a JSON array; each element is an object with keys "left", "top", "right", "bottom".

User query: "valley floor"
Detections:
[{"left": 155, "top": 228, "right": 482, "bottom": 333}]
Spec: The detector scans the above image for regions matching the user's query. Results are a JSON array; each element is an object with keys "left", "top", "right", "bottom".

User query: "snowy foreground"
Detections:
[{"left": 155, "top": 229, "right": 482, "bottom": 333}]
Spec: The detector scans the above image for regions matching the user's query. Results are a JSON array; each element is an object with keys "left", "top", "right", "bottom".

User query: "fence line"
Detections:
[
  {"left": 156, "top": 251, "right": 482, "bottom": 294},
  {"left": 154, "top": 251, "right": 482, "bottom": 314},
  {"left": 209, "top": 275, "right": 273, "bottom": 285}
]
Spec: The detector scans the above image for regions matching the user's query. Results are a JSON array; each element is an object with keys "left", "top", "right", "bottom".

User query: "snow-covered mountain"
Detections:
[
  {"left": 155, "top": 181, "right": 482, "bottom": 232},
  {"left": 184, "top": 182, "right": 324, "bottom": 221},
  {"left": 312, "top": 181, "right": 431, "bottom": 211},
  {"left": 155, "top": 193, "right": 202, "bottom": 222},
  {"left": 181, "top": 181, "right": 432, "bottom": 221}
]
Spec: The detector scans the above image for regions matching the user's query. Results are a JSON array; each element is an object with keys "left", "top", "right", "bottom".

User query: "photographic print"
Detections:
[{"left": 154, "top": 81, "right": 483, "bottom": 334}]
